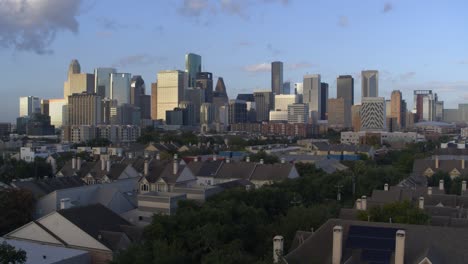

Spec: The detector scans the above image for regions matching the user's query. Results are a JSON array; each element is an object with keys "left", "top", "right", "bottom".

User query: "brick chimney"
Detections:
[
  {"left": 71, "top": 157, "right": 76, "bottom": 170},
  {"left": 272, "top": 236, "right": 284, "bottom": 263},
  {"left": 246, "top": 156, "right": 250, "bottom": 162},
  {"left": 173, "top": 155, "right": 178, "bottom": 175},
  {"left": 462, "top": 159, "right": 465, "bottom": 169},
  {"left": 356, "top": 199, "right": 362, "bottom": 210},
  {"left": 463, "top": 180, "right": 467, "bottom": 192},
  {"left": 332, "top": 226, "right": 343, "bottom": 264},
  {"left": 419, "top": 196, "right": 424, "bottom": 209},
  {"left": 77, "top": 157, "right": 81, "bottom": 171},
  {"left": 107, "top": 160, "right": 111, "bottom": 173},
  {"left": 439, "top": 179, "right": 444, "bottom": 191},
  {"left": 435, "top": 155, "right": 439, "bottom": 169},
  {"left": 384, "top": 183, "right": 389, "bottom": 191},
  {"left": 101, "top": 158, "right": 106, "bottom": 171},
  {"left": 361, "top": 195, "right": 367, "bottom": 211},
  {"left": 260, "top": 159, "right": 264, "bottom": 164},
  {"left": 144, "top": 159, "right": 149, "bottom": 176},
  {"left": 428, "top": 187, "right": 432, "bottom": 195},
  {"left": 395, "top": 230, "right": 406, "bottom": 264},
  {"left": 156, "top": 153, "right": 160, "bottom": 160}
]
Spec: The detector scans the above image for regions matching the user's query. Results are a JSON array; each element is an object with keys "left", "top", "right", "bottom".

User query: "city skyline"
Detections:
[{"left": 2, "top": 0, "right": 468, "bottom": 121}]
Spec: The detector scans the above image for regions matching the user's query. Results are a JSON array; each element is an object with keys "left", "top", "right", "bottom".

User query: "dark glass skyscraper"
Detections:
[
  {"left": 196, "top": 72, "right": 213, "bottom": 103},
  {"left": 337, "top": 75, "right": 354, "bottom": 127},
  {"left": 185, "top": 53, "right": 202, "bottom": 88},
  {"left": 320, "top": 83, "right": 328, "bottom": 120},
  {"left": 271, "top": 61, "right": 283, "bottom": 95}
]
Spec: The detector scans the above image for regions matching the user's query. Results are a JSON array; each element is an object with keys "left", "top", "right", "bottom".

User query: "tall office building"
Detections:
[
  {"left": 254, "top": 91, "right": 274, "bottom": 122},
  {"left": 295, "top": 83, "right": 304, "bottom": 95},
  {"left": 337, "top": 75, "right": 354, "bottom": 128},
  {"left": 49, "top": 99, "right": 66, "bottom": 127},
  {"left": 186, "top": 87, "right": 205, "bottom": 124},
  {"left": 274, "top": 94, "right": 298, "bottom": 111},
  {"left": 390, "top": 90, "right": 404, "bottom": 130},
  {"left": 303, "top": 74, "right": 321, "bottom": 122},
  {"left": 413, "top": 90, "right": 440, "bottom": 122},
  {"left": 320, "top": 82, "right": 329, "bottom": 120},
  {"left": 360, "top": 97, "right": 386, "bottom": 131},
  {"left": 327, "top": 98, "right": 345, "bottom": 129},
  {"left": 200, "top": 103, "right": 214, "bottom": 125},
  {"left": 288, "top": 104, "right": 309, "bottom": 124},
  {"left": 94, "top": 68, "right": 116, "bottom": 98},
  {"left": 361, "top": 70, "right": 379, "bottom": 98},
  {"left": 196, "top": 72, "right": 213, "bottom": 103},
  {"left": 185, "top": 53, "right": 202, "bottom": 88},
  {"left": 282, "top": 81, "right": 291, "bottom": 95},
  {"left": 351, "top": 105, "right": 361, "bottom": 132},
  {"left": 156, "top": 70, "right": 187, "bottom": 121},
  {"left": 271, "top": 61, "right": 283, "bottom": 94},
  {"left": 130, "top": 75, "right": 145, "bottom": 107},
  {"left": 151, "top": 82, "right": 157, "bottom": 120},
  {"left": 228, "top": 100, "right": 247, "bottom": 124},
  {"left": 67, "top": 93, "right": 102, "bottom": 126},
  {"left": 64, "top": 60, "right": 95, "bottom": 99},
  {"left": 40, "top": 99, "right": 49, "bottom": 116},
  {"left": 215, "top": 77, "right": 227, "bottom": 95},
  {"left": 19, "top": 96, "right": 40, "bottom": 117},
  {"left": 110, "top": 73, "right": 132, "bottom": 106},
  {"left": 179, "top": 101, "right": 196, "bottom": 126},
  {"left": 213, "top": 77, "right": 229, "bottom": 125}
]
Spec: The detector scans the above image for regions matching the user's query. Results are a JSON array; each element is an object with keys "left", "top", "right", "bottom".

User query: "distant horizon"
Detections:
[{"left": 1, "top": 0, "right": 468, "bottom": 122}]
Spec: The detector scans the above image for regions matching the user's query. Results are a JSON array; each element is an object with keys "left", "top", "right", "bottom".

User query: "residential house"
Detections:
[{"left": 5, "top": 204, "right": 142, "bottom": 264}]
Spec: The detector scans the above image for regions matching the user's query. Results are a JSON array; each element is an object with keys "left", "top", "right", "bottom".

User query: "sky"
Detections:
[{"left": 1, "top": 0, "right": 468, "bottom": 122}]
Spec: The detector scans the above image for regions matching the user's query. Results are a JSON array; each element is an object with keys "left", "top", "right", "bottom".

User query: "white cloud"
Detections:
[
  {"left": 0, "top": 0, "right": 82, "bottom": 54},
  {"left": 243, "top": 62, "right": 271, "bottom": 72}
]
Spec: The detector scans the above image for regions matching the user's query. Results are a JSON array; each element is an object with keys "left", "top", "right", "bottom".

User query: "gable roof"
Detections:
[
  {"left": 12, "top": 176, "right": 85, "bottom": 198},
  {"left": 250, "top": 163, "right": 294, "bottom": 181}
]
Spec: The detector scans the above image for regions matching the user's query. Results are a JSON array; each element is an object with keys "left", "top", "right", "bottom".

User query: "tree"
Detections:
[
  {"left": 0, "top": 242, "right": 26, "bottom": 264},
  {"left": 0, "top": 189, "right": 35, "bottom": 235},
  {"left": 357, "top": 200, "right": 430, "bottom": 225}
]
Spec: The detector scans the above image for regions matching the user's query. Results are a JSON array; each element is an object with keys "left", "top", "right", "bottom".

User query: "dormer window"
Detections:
[{"left": 141, "top": 184, "right": 149, "bottom": 192}]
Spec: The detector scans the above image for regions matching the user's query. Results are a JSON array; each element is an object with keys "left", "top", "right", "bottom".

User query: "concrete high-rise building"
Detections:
[
  {"left": 351, "top": 105, "right": 361, "bottom": 132},
  {"left": 288, "top": 104, "right": 309, "bottom": 124},
  {"left": 413, "top": 90, "right": 432, "bottom": 121},
  {"left": 41, "top": 99, "right": 49, "bottom": 116},
  {"left": 67, "top": 93, "right": 102, "bottom": 126},
  {"left": 361, "top": 70, "right": 379, "bottom": 98},
  {"left": 94, "top": 68, "right": 116, "bottom": 98},
  {"left": 179, "top": 101, "right": 196, "bottom": 126},
  {"left": 390, "top": 90, "right": 404, "bottom": 130},
  {"left": 295, "top": 82, "right": 304, "bottom": 95},
  {"left": 156, "top": 70, "right": 187, "bottom": 121},
  {"left": 64, "top": 60, "right": 95, "bottom": 100},
  {"left": 386, "top": 100, "right": 392, "bottom": 118},
  {"left": 360, "top": 97, "right": 386, "bottom": 131},
  {"left": 254, "top": 91, "right": 274, "bottom": 122},
  {"left": 459, "top": 104, "right": 468, "bottom": 122},
  {"left": 435, "top": 101, "right": 444, "bottom": 121},
  {"left": 19, "top": 96, "right": 40, "bottom": 117},
  {"left": 271, "top": 61, "right": 283, "bottom": 94},
  {"left": 228, "top": 100, "right": 247, "bottom": 124},
  {"left": 327, "top": 98, "right": 345, "bottom": 129},
  {"left": 215, "top": 77, "right": 227, "bottom": 95},
  {"left": 320, "top": 83, "right": 329, "bottom": 120},
  {"left": 185, "top": 53, "right": 202, "bottom": 88},
  {"left": 196, "top": 72, "right": 213, "bottom": 103},
  {"left": 303, "top": 74, "right": 321, "bottom": 122},
  {"left": 110, "top": 73, "right": 132, "bottom": 106},
  {"left": 130, "top": 75, "right": 145, "bottom": 107},
  {"left": 151, "top": 82, "right": 157, "bottom": 120},
  {"left": 49, "top": 99, "right": 66, "bottom": 127},
  {"left": 444, "top": 108, "right": 460, "bottom": 123}
]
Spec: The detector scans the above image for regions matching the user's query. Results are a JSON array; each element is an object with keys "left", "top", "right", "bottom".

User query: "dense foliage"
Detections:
[
  {"left": 0, "top": 158, "right": 52, "bottom": 184},
  {"left": 0, "top": 242, "right": 26, "bottom": 264},
  {"left": 0, "top": 189, "right": 35, "bottom": 235},
  {"left": 357, "top": 201, "right": 430, "bottom": 225}
]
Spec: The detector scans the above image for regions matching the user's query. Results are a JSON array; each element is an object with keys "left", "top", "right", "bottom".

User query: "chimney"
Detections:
[
  {"left": 213, "top": 154, "right": 217, "bottom": 161},
  {"left": 435, "top": 155, "right": 439, "bottom": 169},
  {"left": 395, "top": 230, "right": 406, "bottom": 264},
  {"left": 246, "top": 156, "right": 250, "bottom": 162},
  {"left": 463, "top": 180, "right": 467, "bottom": 192},
  {"left": 76, "top": 157, "right": 81, "bottom": 171},
  {"left": 226, "top": 158, "right": 230, "bottom": 163},
  {"left": 332, "top": 226, "right": 343, "bottom": 264},
  {"left": 144, "top": 160, "right": 149, "bottom": 176},
  {"left": 71, "top": 157, "right": 76, "bottom": 170},
  {"left": 260, "top": 159, "right": 264, "bottom": 164},
  {"left": 281, "top": 158, "right": 285, "bottom": 164},
  {"left": 356, "top": 199, "right": 362, "bottom": 210},
  {"left": 272, "top": 236, "right": 284, "bottom": 263},
  {"left": 194, "top": 157, "right": 198, "bottom": 162},
  {"left": 439, "top": 179, "right": 444, "bottom": 191},
  {"left": 107, "top": 160, "right": 111, "bottom": 173},
  {"left": 60, "top": 198, "right": 71, "bottom": 210},
  {"left": 384, "top": 183, "right": 389, "bottom": 191},
  {"left": 428, "top": 187, "right": 432, "bottom": 195},
  {"left": 101, "top": 158, "right": 106, "bottom": 171},
  {"left": 462, "top": 159, "right": 465, "bottom": 170},
  {"left": 173, "top": 156, "right": 178, "bottom": 175},
  {"left": 361, "top": 195, "right": 367, "bottom": 211},
  {"left": 156, "top": 153, "right": 160, "bottom": 160},
  {"left": 419, "top": 196, "right": 424, "bottom": 209}
]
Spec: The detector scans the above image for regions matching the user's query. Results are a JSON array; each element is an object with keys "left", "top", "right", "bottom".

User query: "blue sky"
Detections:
[{"left": 1, "top": 0, "right": 468, "bottom": 122}]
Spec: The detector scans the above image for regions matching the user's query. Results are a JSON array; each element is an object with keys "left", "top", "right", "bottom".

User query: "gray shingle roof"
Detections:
[{"left": 13, "top": 176, "right": 85, "bottom": 198}]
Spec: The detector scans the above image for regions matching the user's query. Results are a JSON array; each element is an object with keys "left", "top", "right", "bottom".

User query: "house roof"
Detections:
[
  {"left": 141, "top": 159, "right": 171, "bottom": 183},
  {"left": 57, "top": 204, "right": 136, "bottom": 250},
  {"left": 250, "top": 163, "right": 294, "bottom": 181},
  {"left": 413, "top": 158, "right": 468, "bottom": 175},
  {"left": 285, "top": 218, "right": 468, "bottom": 264},
  {"left": 13, "top": 176, "right": 85, "bottom": 198},
  {"left": 215, "top": 162, "right": 257, "bottom": 180},
  {"left": 187, "top": 160, "right": 223, "bottom": 177}
]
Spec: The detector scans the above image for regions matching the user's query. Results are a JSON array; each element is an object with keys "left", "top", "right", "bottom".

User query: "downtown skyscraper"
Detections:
[
  {"left": 271, "top": 61, "right": 283, "bottom": 95},
  {"left": 303, "top": 74, "right": 321, "bottom": 122},
  {"left": 185, "top": 53, "right": 202, "bottom": 88},
  {"left": 361, "top": 70, "right": 379, "bottom": 98},
  {"left": 156, "top": 70, "right": 187, "bottom": 121},
  {"left": 337, "top": 75, "right": 354, "bottom": 127}
]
